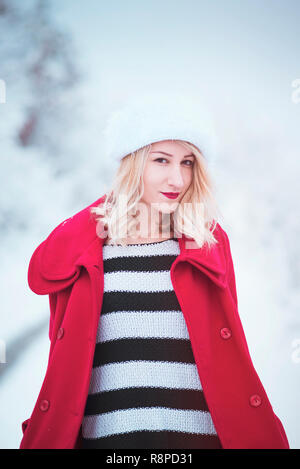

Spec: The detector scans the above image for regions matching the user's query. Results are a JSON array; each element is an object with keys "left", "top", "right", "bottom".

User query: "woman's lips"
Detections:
[{"left": 160, "top": 192, "right": 180, "bottom": 199}]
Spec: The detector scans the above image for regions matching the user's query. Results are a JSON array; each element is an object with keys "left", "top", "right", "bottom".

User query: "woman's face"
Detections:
[{"left": 140, "top": 140, "right": 195, "bottom": 214}]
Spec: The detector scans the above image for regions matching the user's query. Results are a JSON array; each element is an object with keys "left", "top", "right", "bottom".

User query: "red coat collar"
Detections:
[{"left": 29, "top": 195, "right": 228, "bottom": 294}]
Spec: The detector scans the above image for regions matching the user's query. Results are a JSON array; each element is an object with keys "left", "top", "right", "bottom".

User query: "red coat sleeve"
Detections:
[{"left": 221, "top": 229, "right": 238, "bottom": 309}]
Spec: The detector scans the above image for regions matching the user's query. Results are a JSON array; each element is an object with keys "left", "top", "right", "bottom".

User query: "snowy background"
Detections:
[{"left": 0, "top": 0, "right": 299, "bottom": 448}]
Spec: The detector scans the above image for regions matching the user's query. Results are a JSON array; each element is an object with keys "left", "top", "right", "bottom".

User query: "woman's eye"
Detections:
[
  {"left": 155, "top": 158, "right": 168, "bottom": 163},
  {"left": 154, "top": 158, "right": 194, "bottom": 166}
]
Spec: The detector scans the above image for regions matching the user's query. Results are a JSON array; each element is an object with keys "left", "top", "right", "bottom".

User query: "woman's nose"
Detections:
[{"left": 167, "top": 164, "right": 184, "bottom": 187}]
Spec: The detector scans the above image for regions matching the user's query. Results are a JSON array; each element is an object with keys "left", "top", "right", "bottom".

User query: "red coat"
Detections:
[{"left": 19, "top": 195, "right": 289, "bottom": 449}]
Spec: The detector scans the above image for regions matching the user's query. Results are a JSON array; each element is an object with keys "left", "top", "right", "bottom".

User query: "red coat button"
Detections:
[
  {"left": 57, "top": 327, "right": 64, "bottom": 340},
  {"left": 249, "top": 394, "right": 262, "bottom": 407},
  {"left": 220, "top": 327, "right": 231, "bottom": 339},
  {"left": 39, "top": 399, "right": 50, "bottom": 412}
]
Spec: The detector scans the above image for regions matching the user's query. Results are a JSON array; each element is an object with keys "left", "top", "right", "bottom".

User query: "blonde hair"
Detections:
[{"left": 90, "top": 140, "right": 222, "bottom": 249}]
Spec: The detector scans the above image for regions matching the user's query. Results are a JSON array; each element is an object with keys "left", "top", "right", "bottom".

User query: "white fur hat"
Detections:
[{"left": 101, "top": 90, "right": 218, "bottom": 167}]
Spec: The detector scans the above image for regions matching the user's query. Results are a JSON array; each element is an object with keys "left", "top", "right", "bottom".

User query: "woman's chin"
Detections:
[
  {"left": 138, "top": 198, "right": 178, "bottom": 215},
  {"left": 156, "top": 202, "right": 178, "bottom": 215}
]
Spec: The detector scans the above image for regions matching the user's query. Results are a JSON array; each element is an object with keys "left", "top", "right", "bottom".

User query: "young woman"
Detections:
[{"left": 19, "top": 93, "right": 289, "bottom": 449}]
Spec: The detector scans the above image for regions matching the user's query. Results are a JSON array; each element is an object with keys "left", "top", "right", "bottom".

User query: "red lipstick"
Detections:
[{"left": 161, "top": 192, "right": 180, "bottom": 199}]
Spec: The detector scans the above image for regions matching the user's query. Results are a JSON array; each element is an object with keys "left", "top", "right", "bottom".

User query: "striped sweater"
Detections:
[{"left": 81, "top": 238, "right": 222, "bottom": 449}]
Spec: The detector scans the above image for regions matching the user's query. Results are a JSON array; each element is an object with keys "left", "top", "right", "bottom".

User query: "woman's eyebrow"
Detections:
[{"left": 150, "top": 151, "right": 195, "bottom": 158}]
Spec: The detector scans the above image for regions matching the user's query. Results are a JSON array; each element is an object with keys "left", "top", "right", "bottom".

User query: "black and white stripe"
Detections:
[{"left": 81, "top": 238, "right": 222, "bottom": 449}]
